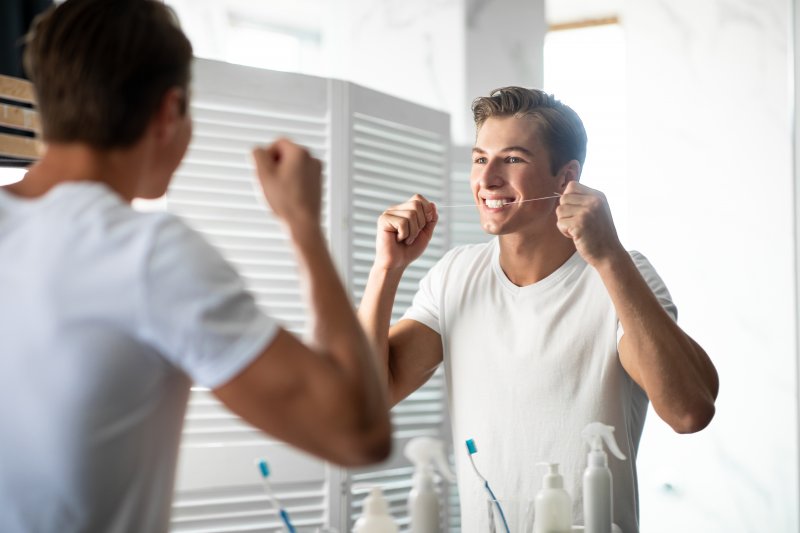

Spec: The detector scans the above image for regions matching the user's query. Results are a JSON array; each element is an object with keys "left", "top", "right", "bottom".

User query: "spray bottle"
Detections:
[
  {"left": 582, "top": 422, "right": 626, "bottom": 533},
  {"left": 404, "top": 437, "right": 456, "bottom": 533}
]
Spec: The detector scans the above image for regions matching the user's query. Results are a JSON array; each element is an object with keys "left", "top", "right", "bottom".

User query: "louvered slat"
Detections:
[
  {"left": 169, "top": 59, "right": 330, "bottom": 533},
  {"left": 449, "top": 145, "right": 491, "bottom": 247},
  {"left": 345, "top": 89, "right": 452, "bottom": 531}
]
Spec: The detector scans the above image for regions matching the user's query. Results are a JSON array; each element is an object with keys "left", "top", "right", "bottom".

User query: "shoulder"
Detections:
[
  {"left": 439, "top": 240, "right": 495, "bottom": 269},
  {"left": 417, "top": 240, "right": 495, "bottom": 293},
  {"left": 626, "top": 249, "right": 678, "bottom": 319},
  {"left": 627, "top": 250, "right": 659, "bottom": 276}
]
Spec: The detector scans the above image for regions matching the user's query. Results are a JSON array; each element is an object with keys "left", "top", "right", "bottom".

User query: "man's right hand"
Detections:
[
  {"left": 374, "top": 194, "right": 438, "bottom": 271},
  {"left": 252, "top": 138, "right": 322, "bottom": 231}
]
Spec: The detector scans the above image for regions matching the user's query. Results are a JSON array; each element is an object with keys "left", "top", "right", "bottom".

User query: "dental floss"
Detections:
[{"left": 435, "top": 193, "right": 561, "bottom": 209}]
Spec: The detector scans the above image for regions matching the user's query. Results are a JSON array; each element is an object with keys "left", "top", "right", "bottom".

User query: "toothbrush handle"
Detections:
[
  {"left": 280, "top": 509, "right": 297, "bottom": 533},
  {"left": 485, "top": 482, "right": 511, "bottom": 533}
]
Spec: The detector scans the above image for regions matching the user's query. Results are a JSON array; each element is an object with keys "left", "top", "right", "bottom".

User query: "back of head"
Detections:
[
  {"left": 471, "top": 86, "right": 587, "bottom": 175},
  {"left": 23, "top": 0, "right": 193, "bottom": 150}
]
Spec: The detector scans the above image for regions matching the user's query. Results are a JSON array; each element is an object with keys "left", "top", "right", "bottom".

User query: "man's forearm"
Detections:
[
  {"left": 357, "top": 265, "right": 405, "bottom": 384},
  {"left": 288, "top": 222, "right": 389, "bottom": 431},
  {"left": 595, "top": 252, "right": 719, "bottom": 433}
]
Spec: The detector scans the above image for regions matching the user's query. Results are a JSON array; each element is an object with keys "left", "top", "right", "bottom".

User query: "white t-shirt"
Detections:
[
  {"left": 402, "top": 238, "right": 677, "bottom": 533},
  {"left": 0, "top": 182, "right": 279, "bottom": 533}
]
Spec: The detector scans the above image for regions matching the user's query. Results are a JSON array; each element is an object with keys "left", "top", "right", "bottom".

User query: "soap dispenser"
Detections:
[
  {"left": 581, "top": 422, "right": 627, "bottom": 533},
  {"left": 533, "top": 462, "right": 572, "bottom": 533},
  {"left": 353, "top": 487, "right": 399, "bottom": 533},
  {"left": 404, "top": 437, "right": 456, "bottom": 533}
]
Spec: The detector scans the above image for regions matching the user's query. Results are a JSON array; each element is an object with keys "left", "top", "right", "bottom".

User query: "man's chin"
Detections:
[{"left": 480, "top": 221, "right": 505, "bottom": 235}]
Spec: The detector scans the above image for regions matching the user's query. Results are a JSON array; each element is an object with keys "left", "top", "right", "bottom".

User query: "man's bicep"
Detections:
[
  {"left": 212, "top": 328, "right": 329, "bottom": 439},
  {"left": 387, "top": 319, "right": 443, "bottom": 406}
]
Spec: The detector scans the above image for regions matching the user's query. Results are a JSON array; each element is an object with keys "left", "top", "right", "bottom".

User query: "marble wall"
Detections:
[
  {"left": 623, "top": 0, "right": 799, "bottom": 531},
  {"left": 324, "top": 0, "right": 544, "bottom": 143}
]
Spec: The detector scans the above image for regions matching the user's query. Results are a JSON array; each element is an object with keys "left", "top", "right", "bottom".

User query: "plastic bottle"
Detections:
[
  {"left": 404, "top": 437, "right": 456, "bottom": 533},
  {"left": 581, "top": 422, "right": 627, "bottom": 533},
  {"left": 353, "top": 487, "right": 399, "bottom": 533},
  {"left": 533, "top": 462, "right": 572, "bottom": 533}
]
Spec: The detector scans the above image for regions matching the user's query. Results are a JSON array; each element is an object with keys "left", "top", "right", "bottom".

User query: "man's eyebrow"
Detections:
[
  {"left": 500, "top": 146, "right": 534, "bottom": 156},
  {"left": 471, "top": 146, "right": 534, "bottom": 156}
]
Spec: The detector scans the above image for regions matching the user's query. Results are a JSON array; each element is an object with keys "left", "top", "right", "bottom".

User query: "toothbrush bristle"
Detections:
[
  {"left": 258, "top": 459, "right": 269, "bottom": 478},
  {"left": 466, "top": 439, "right": 477, "bottom": 454}
]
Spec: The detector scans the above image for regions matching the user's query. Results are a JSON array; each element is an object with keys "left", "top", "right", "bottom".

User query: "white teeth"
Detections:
[{"left": 485, "top": 199, "right": 506, "bottom": 208}]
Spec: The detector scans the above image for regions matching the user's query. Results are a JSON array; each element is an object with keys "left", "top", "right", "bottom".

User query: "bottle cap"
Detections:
[
  {"left": 363, "top": 487, "right": 389, "bottom": 516},
  {"left": 537, "top": 462, "right": 564, "bottom": 489}
]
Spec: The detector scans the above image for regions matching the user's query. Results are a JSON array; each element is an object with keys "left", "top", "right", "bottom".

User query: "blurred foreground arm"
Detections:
[{"left": 214, "top": 139, "right": 391, "bottom": 466}]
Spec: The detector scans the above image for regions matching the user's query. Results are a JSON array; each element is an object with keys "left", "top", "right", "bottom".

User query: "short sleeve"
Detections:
[
  {"left": 618, "top": 250, "right": 678, "bottom": 341},
  {"left": 139, "top": 216, "right": 280, "bottom": 389},
  {"left": 400, "top": 250, "right": 456, "bottom": 334}
]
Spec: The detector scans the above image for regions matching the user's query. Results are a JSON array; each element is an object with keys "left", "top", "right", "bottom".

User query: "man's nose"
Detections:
[{"left": 478, "top": 159, "right": 505, "bottom": 189}]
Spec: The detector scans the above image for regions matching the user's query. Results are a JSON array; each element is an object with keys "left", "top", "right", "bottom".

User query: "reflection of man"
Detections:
[
  {"left": 0, "top": 1, "right": 390, "bottom": 531},
  {"left": 359, "top": 87, "right": 718, "bottom": 533}
]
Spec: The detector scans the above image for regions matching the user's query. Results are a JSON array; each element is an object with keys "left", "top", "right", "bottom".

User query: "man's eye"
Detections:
[
  {"left": 473, "top": 157, "right": 487, "bottom": 164},
  {"left": 506, "top": 156, "right": 523, "bottom": 163}
]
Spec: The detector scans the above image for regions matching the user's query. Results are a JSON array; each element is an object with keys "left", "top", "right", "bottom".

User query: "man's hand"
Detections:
[
  {"left": 374, "top": 194, "right": 438, "bottom": 272},
  {"left": 252, "top": 138, "right": 322, "bottom": 230},
  {"left": 556, "top": 181, "right": 625, "bottom": 268}
]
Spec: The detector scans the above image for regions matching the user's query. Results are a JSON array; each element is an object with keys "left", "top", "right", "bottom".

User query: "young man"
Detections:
[
  {"left": 358, "top": 87, "right": 719, "bottom": 533},
  {"left": 0, "top": 1, "right": 391, "bottom": 532}
]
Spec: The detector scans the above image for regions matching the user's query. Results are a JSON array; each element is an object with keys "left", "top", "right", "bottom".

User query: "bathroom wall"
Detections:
[
  {"left": 324, "top": 0, "right": 544, "bottom": 143},
  {"left": 624, "top": 0, "right": 799, "bottom": 531}
]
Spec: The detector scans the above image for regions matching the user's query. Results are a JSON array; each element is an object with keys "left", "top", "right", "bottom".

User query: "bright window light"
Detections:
[
  {"left": 0, "top": 167, "right": 26, "bottom": 186},
  {"left": 544, "top": 23, "right": 628, "bottom": 240},
  {"left": 224, "top": 20, "right": 321, "bottom": 74}
]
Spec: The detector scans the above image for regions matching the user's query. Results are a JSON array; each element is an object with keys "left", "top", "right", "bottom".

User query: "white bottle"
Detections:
[
  {"left": 581, "top": 423, "right": 627, "bottom": 533},
  {"left": 353, "top": 487, "right": 399, "bottom": 533},
  {"left": 404, "top": 437, "right": 456, "bottom": 533},
  {"left": 533, "top": 462, "right": 572, "bottom": 533}
]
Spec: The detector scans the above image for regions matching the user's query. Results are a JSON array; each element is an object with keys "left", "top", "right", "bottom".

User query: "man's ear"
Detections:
[
  {"left": 558, "top": 160, "right": 582, "bottom": 190},
  {"left": 151, "top": 87, "right": 186, "bottom": 143}
]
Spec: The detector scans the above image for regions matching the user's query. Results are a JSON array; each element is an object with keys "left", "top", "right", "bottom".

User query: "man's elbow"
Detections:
[
  {"left": 671, "top": 401, "right": 716, "bottom": 434},
  {"left": 337, "top": 422, "right": 393, "bottom": 467}
]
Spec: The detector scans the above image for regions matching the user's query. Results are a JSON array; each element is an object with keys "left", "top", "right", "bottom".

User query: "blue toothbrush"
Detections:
[
  {"left": 257, "top": 459, "right": 297, "bottom": 533},
  {"left": 466, "top": 439, "right": 510, "bottom": 533}
]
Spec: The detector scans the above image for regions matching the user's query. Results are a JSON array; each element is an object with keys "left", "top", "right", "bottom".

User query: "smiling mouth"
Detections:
[{"left": 483, "top": 198, "right": 514, "bottom": 209}]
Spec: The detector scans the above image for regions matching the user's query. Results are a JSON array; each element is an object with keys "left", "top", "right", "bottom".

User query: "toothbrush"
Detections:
[
  {"left": 465, "top": 439, "right": 510, "bottom": 533},
  {"left": 257, "top": 459, "right": 297, "bottom": 533}
]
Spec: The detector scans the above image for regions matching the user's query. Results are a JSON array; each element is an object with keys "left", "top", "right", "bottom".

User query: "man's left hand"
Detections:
[{"left": 556, "top": 181, "right": 625, "bottom": 268}]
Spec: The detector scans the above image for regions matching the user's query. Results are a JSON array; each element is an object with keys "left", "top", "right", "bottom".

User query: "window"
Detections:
[
  {"left": 165, "top": 1, "right": 326, "bottom": 77},
  {"left": 544, "top": 22, "right": 628, "bottom": 241}
]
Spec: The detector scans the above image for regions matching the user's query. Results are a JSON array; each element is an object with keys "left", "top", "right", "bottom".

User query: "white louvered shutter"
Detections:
[
  {"left": 168, "top": 59, "right": 332, "bottom": 532},
  {"left": 449, "top": 145, "right": 491, "bottom": 247},
  {"left": 338, "top": 84, "right": 453, "bottom": 532},
  {"left": 164, "top": 58, "right": 456, "bottom": 533}
]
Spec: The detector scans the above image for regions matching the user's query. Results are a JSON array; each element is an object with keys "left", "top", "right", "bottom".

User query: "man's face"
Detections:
[{"left": 470, "top": 115, "right": 562, "bottom": 236}]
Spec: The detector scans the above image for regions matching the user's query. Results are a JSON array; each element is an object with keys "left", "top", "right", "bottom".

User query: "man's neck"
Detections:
[
  {"left": 5, "top": 142, "right": 149, "bottom": 202},
  {"left": 497, "top": 227, "right": 577, "bottom": 287}
]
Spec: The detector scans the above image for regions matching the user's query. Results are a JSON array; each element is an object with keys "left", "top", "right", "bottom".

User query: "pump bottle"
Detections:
[
  {"left": 581, "top": 422, "right": 627, "bottom": 533},
  {"left": 353, "top": 487, "right": 399, "bottom": 533},
  {"left": 533, "top": 462, "right": 572, "bottom": 533},
  {"left": 404, "top": 437, "right": 456, "bottom": 533}
]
